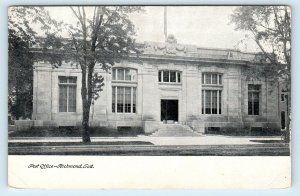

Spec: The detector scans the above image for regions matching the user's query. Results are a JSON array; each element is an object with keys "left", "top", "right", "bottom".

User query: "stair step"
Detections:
[{"left": 150, "top": 124, "right": 201, "bottom": 137}]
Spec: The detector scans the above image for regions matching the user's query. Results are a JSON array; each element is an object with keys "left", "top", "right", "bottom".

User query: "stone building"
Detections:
[
  {"left": 28, "top": 35, "right": 281, "bottom": 134},
  {"left": 279, "top": 81, "right": 290, "bottom": 131}
]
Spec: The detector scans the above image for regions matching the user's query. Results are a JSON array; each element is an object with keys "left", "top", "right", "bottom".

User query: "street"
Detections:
[{"left": 8, "top": 142, "right": 289, "bottom": 156}]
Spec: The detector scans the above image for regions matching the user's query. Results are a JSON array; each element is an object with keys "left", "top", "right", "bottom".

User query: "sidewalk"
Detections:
[{"left": 8, "top": 135, "right": 283, "bottom": 146}]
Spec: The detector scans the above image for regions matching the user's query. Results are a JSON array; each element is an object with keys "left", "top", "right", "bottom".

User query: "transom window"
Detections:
[
  {"left": 112, "top": 68, "right": 137, "bottom": 81},
  {"left": 202, "top": 90, "right": 222, "bottom": 114},
  {"left": 202, "top": 72, "right": 222, "bottom": 85},
  {"left": 248, "top": 84, "right": 260, "bottom": 115},
  {"left": 158, "top": 70, "right": 181, "bottom": 83},
  {"left": 112, "top": 86, "right": 136, "bottom": 113},
  {"left": 59, "top": 76, "right": 77, "bottom": 112}
]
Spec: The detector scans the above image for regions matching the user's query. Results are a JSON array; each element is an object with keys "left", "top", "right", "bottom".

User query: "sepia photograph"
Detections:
[{"left": 7, "top": 5, "right": 292, "bottom": 189}]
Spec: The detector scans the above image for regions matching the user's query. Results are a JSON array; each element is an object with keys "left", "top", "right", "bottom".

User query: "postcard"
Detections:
[{"left": 8, "top": 5, "right": 291, "bottom": 189}]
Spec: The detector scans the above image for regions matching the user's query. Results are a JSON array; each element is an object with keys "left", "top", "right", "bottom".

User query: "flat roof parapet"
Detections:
[{"left": 30, "top": 36, "right": 266, "bottom": 63}]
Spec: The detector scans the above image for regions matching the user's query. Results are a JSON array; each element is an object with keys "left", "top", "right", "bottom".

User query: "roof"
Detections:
[
  {"left": 140, "top": 35, "right": 264, "bottom": 63},
  {"left": 31, "top": 35, "right": 267, "bottom": 64}
]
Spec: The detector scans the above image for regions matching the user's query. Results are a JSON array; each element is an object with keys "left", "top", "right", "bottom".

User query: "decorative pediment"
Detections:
[{"left": 143, "top": 35, "right": 187, "bottom": 56}]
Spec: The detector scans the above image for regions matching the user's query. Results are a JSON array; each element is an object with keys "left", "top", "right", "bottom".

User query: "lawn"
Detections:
[
  {"left": 205, "top": 128, "right": 282, "bottom": 136},
  {"left": 8, "top": 126, "right": 144, "bottom": 138},
  {"left": 8, "top": 141, "right": 153, "bottom": 147}
]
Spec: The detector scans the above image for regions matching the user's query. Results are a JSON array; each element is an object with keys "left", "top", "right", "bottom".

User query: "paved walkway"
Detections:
[{"left": 8, "top": 135, "right": 283, "bottom": 146}]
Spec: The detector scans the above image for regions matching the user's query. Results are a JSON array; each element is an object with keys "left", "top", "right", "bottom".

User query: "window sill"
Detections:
[
  {"left": 202, "top": 84, "right": 223, "bottom": 87},
  {"left": 201, "top": 114, "right": 223, "bottom": 116},
  {"left": 112, "top": 112, "right": 137, "bottom": 115},
  {"left": 158, "top": 82, "right": 182, "bottom": 85},
  {"left": 112, "top": 81, "right": 138, "bottom": 87},
  {"left": 112, "top": 80, "right": 137, "bottom": 84}
]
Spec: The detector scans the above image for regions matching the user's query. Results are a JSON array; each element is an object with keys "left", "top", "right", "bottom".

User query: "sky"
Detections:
[
  {"left": 44, "top": 6, "right": 258, "bottom": 52},
  {"left": 130, "top": 6, "right": 257, "bottom": 52}
]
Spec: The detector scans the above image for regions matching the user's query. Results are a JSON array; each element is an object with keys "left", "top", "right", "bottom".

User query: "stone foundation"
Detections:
[
  {"left": 14, "top": 118, "right": 281, "bottom": 135},
  {"left": 15, "top": 120, "right": 58, "bottom": 131},
  {"left": 143, "top": 120, "right": 159, "bottom": 134},
  {"left": 187, "top": 120, "right": 205, "bottom": 133}
]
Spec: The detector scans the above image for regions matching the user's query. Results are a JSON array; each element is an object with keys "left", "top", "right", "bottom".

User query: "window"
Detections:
[
  {"left": 112, "top": 68, "right": 137, "bottom": 113},
  {"left": 158, "top": 70, "right": 181, "bottom": 83},
  {"left": 59, "top": 76, "right": 77, "bottom": 112},
  {"left": 202, "top": 72, "right": 222, "bottom": 85},
  {"left": 112, "top": 68, "right": 137, "bottom": 81},
  {"left": 163, "top": 71, "right": 169, "bottom": 82},
  {"left": 281, "top": 111, "right": 286, "bottom": 129},
  {"left": 158, "top": 71, "right": 162, "bottom": 82},
  {"left": 248, "top": 84, "right": 260, "bottom": 115},
  {"left": 170, "top": 71, "right": 176, "bottom": 82},
  {"left": 281, "top": 94, "right": 285, "bottom": 101},
  {"left": 201, "top": 72, "right": 223, "bottom": 115},
  {"left": 112, "top": 86, "right": 136, "bottom": 113},
  {"left": 281, "top": 93, "right": 288, "bottom": 102},
  {"left": 177, "top": 72, "right": 181, "bottom": 83},
  {"left": 202, "top": 90, "right": 222, "bottom": 114}
]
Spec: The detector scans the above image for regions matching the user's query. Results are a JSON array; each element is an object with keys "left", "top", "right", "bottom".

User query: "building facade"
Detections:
[
  {"left": 279, "top": 81, "right": 290, "bottom": 131},
  {"left": 29, "top": 36, "right": 281, "bottom": 134}
]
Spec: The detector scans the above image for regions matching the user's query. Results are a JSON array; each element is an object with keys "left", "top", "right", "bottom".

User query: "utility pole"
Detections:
[{"left": 164, "top": 6, "right": 167, "bottom": 41}]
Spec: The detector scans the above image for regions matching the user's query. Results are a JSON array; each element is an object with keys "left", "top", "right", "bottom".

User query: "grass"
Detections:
[
  {"left": 249, "top": 140, "right": 287, "bottom": 144},
  {"left": 9, "top": 126, "right": 144, "bottom": 138},
  {"left": 205, "top": 128, "right": 282, "bottom": 136},
  {"left": 8, "top": 141, "right": 153, "bottom": 147}
]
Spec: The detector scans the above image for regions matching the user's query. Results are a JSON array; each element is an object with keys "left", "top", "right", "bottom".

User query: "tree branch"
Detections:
[
  {"left": 273, "top": 6, "right": 285, "bottom": 38},
  {"left": 82, "top": 7, "right": 86, "bottom": 28},
  {"left": 77, "top": 7, "right": 83, "bottom": 22},
  {"left": 70, "top": 7, "right": 84, "bottom": 27},
  {"left": 249, "top": 28, "right": 277, "bottom": 65},
  {"left": 102, "top": 7, "right": 119, "bottom": 28},
  {"left": 68, "top": 30, "right": 81, "bottom": 67},
  {"left": 91, "top": 6, "right": 105, "bottom": 52},
  {"left": 92, "top": 7, "right": 97, "bottom": 28},
  {"left": 70, "top": 7, "right": 80, "bottom": 22}
]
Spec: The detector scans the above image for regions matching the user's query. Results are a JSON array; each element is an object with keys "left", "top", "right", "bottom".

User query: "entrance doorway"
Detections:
[{"left": 161, "top": 99, "right": 178, "bottom": 122}]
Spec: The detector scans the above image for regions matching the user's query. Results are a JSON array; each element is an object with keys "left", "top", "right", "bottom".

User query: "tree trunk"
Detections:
[
  {"left": 82, "top": 101, "right": 91, "bottom": 143},
  {"left": 81, "top": 66, "right": 91, "bottom": 143},
  {"left": 284, "top": 90, "right": 291, "bottom": 143}
]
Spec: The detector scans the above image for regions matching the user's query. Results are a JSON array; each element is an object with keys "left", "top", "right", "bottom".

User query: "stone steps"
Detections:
[{"left": 150, "top": 123, "right": 202, "bottom": 137}]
